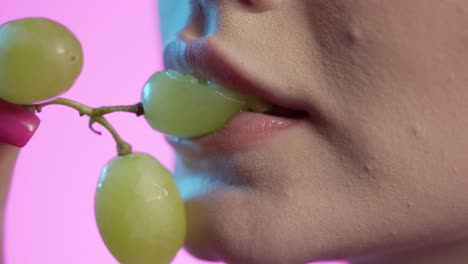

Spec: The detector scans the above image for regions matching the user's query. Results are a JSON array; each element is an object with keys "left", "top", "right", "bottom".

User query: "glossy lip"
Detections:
[
  {"left": 166, "top": 112, "right": 308, "bottom": 151},
  {"left": 163, "top": 37, "right": 313, "bottom": 148}
]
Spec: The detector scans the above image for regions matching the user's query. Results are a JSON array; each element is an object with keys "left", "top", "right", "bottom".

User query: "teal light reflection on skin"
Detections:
[
  {"left": 159, "top": 1, "right": 224, "bottom": 201},
  {"left": 158, "top": 0, "right": 191, "bottom": 46},
  {"left": 158, "top": 0, "right": 218, "bottom": 46},
  {"left": 166, "top": 136, "right": 225, "bottom": 201}
]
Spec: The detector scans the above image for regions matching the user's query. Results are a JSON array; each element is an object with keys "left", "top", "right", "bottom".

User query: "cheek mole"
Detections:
[
  {"left": 409, "top": 123, "right": 425, "bottom": 141},
  {"left": 341, "top": 25, "right": 365, "bottom": 48}
]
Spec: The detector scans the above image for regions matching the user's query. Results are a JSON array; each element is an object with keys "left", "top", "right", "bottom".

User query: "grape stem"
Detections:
[{"left": 32, "top": 98, "right": 144, "bottom": 156}]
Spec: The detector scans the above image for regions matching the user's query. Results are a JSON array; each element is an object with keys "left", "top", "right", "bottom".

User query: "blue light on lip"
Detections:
[{"left": 166, "top": 134, "right": 195, "bottom": 145}]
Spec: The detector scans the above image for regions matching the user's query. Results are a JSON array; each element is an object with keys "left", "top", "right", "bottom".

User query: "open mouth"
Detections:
[
  {"left": 252, "top": 104, "right": 309, "bottom": 119},
  {"left": 164, "top": 38, "right": 311, "bottom": 121},
  {"left": 246, "top": 99, "right": 309, "bottom": 119},
  {"left": 190, "top": 102, "right": 309, "bottom": 147},
  {"left": 163, "top": 38, "right": 312, "bottom": 147}
]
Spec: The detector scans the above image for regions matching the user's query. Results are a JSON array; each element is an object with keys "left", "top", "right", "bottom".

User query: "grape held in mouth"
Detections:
[
  {"left": 0, "top": 17, "right": 83, "bottom": 104},
  {"left": 141, "top": 70, "right": 254, "bottom": 138}
]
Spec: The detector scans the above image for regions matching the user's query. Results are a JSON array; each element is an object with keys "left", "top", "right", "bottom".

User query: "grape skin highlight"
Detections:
[
  {"left": 95, "top": 152, "right": 186, "bottom": 264},
  {"left": 0, "top": 17, "right": 83, "bottom": 104}
]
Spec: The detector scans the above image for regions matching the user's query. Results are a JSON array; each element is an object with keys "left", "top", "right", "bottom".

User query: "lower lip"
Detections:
[{"left": 168, "top": 112, "right": 306, "bottom": 149}]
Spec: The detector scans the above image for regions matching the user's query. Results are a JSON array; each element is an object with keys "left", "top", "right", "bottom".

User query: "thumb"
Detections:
[{"left": 0, "top": 99, "right": 40, "bottom": 148}]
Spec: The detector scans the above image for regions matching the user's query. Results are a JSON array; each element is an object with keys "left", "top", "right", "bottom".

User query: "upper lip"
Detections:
[{"left": 163, "top": 36, "right": 309, "bottom": 114}]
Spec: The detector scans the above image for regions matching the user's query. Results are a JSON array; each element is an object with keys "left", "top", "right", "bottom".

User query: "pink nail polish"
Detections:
[{"left": 0, "top": 100, "right": 41, "bottom": 147}]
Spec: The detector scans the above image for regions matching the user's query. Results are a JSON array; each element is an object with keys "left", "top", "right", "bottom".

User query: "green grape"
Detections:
[
  {"left": 245, "top": 95, "right": 272, "bottom": 113},
  {"left": 141, "top": 70, "right": 250, "bottom": 138},
  {"left": 95, "top": 152, "right": 186, "bottom": 264},
  {"left": 0, "top": 17, "right": 83, "bottom": 104}
]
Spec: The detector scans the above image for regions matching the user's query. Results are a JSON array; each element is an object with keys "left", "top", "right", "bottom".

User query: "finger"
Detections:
[{"left": 0, "top": 99, "right": 40, "bottom": 147}]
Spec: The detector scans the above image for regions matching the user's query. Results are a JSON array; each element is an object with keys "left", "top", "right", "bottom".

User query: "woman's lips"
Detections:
[
  {"left": 167, "top": 111, "right": 307, "bottom": 150},
  {"left": 163, "top": 37, "right": 314, "bottom": 149}
]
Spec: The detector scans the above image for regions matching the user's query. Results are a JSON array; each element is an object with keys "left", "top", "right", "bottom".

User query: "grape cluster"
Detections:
[{"left": 0, "top": 17, "right": 266, "bottom": 264}]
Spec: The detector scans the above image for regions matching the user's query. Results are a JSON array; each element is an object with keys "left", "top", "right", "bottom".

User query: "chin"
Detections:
[{"left": 170, "top": 125, "right": 334, "bottom": 264}]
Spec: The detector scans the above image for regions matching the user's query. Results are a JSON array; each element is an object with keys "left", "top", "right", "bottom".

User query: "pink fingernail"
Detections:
[{"left": 0, "top": 100, "right": 41, "bottom": 147}]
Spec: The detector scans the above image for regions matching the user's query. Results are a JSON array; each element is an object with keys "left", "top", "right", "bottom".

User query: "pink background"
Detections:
[{"left": 2, "top": 1, "right": 345, "bottom": 263}]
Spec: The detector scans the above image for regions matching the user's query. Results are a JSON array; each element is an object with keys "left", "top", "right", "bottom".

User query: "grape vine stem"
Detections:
[{"left": 31, "top": 98, "right": 144, "bottom": 156}]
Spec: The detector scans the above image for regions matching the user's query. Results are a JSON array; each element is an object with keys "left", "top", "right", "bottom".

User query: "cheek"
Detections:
[
  {"left": 309, "top": 0, "right": 468, "bottom": 228},
  {"left": 323, "top": 80, "right": 468, "bottom": 255}
]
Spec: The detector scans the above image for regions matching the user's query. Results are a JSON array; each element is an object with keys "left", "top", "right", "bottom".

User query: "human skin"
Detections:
[
  {"left": 160, "top": 0, "right": 468, "bottom": 263},
  {"left": 0, "top": 100, "right": 40, "bottom": 264},
  {"left": 0, "top": 144, "right": 19, "bottom": 264},
  {"left": 1, "top": 1, "right": 468, "bottom": 263}
]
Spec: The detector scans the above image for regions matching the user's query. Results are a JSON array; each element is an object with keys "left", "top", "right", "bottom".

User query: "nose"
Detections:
[{"left": 179, "top": 0, "right": 283, "bottom": 40}]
